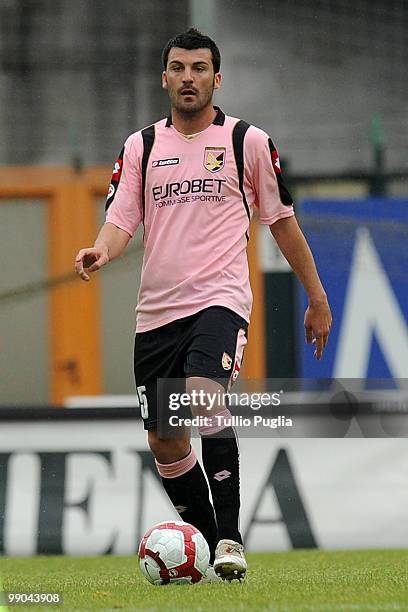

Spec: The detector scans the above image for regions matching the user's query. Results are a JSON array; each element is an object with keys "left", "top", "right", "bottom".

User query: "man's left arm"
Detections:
[{"left": 269, "top": 215, "right": 332, "bottom": 360}]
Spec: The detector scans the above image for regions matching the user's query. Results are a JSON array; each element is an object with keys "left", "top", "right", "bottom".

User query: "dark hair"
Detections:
[{"left": 162, "top": 28, "right": 221, "bottom": 73}]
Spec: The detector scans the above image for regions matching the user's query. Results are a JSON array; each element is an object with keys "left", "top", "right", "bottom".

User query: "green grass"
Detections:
[{"left": 1, "top": 550, "right": 407, "bottom": 611}]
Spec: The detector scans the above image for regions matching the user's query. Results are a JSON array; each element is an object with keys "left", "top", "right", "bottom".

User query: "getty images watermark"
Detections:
[
  {"left": 166, "top": 388, "right": 293, "bottom": 431},
  {"left": 154, "top": 378, "right": 408, "bottom": 438}
]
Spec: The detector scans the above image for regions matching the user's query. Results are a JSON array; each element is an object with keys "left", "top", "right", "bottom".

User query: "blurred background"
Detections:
[
  {"left": 0, "top": 0, "right": 407, "bottom": 556},
  {"left": 0, "top": 0, "right": 408, "bottom": 404},
  {"left": 0, "top": 0, "right": 407, "bottom": 405}
]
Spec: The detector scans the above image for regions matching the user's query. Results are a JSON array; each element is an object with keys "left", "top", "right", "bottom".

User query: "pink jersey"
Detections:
[{"left": 105, "top": 107, "right": 294, "bottom": 332}]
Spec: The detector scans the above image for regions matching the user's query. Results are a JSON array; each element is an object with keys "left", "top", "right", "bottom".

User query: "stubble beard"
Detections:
[{"left": 169, "top": 84, "right": 215, "bottom": 117}]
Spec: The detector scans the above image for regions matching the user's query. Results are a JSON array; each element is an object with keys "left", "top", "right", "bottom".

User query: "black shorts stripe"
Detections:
[
  {"left": 232, "top": 120, "right": 251, "bottom": 241},
  {"left": 267, "top": 138, "right": 293, "bottom": 206},
  {"left": 141, "top": 125, "right": 156, "bottom": 223}
]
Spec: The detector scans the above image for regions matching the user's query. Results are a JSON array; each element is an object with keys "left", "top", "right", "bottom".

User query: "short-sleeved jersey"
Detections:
[{"left": 105, "top": 107, "right": 294, "bottom": 333}]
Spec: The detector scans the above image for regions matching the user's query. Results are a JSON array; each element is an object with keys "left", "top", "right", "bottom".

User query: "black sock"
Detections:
[
  {"left": 160, "top": 460, "right": 218, "bottom": 563},
  {"left": 201, "top": 427, "right": 243, "bottom": 544}
]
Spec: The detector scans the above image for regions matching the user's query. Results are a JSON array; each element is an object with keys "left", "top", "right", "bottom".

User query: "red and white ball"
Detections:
[{"left": 138, "top": 521, "right": 210, "bottom": 585}]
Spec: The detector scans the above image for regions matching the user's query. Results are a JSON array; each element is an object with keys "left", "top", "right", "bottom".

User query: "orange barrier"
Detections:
[
  {"left": 0, "top": 166, "right": 110, "bottom": 404},
  {"left": 0, "top": 166, "right": 265, "bottom": 403}
]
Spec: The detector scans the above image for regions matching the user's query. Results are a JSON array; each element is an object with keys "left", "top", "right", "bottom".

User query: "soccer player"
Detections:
[{"left": 75, "top": 28, "right": 332, "bottom": 581}]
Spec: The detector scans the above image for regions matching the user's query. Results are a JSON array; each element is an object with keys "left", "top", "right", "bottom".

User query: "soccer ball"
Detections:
[{"left": 138, "top": 521, "right": 210, "bottom": 585}]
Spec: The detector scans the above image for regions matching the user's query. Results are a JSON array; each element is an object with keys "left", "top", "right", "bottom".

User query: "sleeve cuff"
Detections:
[
  {"left": 259, "top": 208, "right": 295, "bottom": 226},
  {"left": 105, "top": 218, "right": 134, "bottom": 238}
]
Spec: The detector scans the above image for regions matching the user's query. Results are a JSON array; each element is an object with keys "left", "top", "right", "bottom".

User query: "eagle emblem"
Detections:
[{"left": 204, "top": 147, "right": 226, "bottom": 173}]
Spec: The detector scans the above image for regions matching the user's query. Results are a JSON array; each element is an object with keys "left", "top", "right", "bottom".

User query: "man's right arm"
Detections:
[
  {"left": 75, "top": 133, "right": 142, "bottom": 281},
  {"left": 74, "top": 222, "right": 131, "bottom": 282}
]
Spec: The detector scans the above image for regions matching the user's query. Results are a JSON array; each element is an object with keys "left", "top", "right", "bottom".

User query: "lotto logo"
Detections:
[
  {"left": 152, "top": 158, "right": 179, "bottom": 167},
  {"left": 214, "top": 470, "right": 231, "bottom": 481}
]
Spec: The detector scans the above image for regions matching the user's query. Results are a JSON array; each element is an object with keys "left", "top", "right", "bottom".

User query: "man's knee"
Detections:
[
  {"left": 147, "top": 429, "right": 190, "bottom": 463},
  {"left": 187, "top": 376, "right": 226, "bottom": 417}
]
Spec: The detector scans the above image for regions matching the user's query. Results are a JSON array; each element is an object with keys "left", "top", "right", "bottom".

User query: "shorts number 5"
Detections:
[{"left": 136, "top": 385, "right": 149, "bottom": 419}]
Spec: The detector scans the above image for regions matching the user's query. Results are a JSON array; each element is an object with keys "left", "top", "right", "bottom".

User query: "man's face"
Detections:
[{"left": 162, "top": 47, "right": 221, "bottom": 114}]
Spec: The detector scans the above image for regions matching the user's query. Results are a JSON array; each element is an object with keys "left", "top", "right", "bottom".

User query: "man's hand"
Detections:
[
  {"left": 74, "top": 247, "right": 109, "bottom": 282},
  {"left": 304, "top": 297, "right": 332, "bottom": 360}
]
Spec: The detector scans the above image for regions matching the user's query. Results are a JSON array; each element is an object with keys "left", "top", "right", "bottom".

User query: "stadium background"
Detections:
[{"left": 0, "top": 0, "right": 407, "bottom": 559}]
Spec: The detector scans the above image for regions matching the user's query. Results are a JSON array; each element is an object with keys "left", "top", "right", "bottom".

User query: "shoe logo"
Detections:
[
  {"left": 214, "top": 470, "right": 231, "bottom": 481},
  {"left": 174, "top": 505, "right": 187, "bottom": 513},
  {"left": 225, "top": 546, "right": 234, "bottom": 553}
]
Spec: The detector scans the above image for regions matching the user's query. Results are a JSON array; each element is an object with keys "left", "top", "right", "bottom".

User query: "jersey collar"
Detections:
[{"left": 165, "top": 106, "right": 225, "bottom": 128}]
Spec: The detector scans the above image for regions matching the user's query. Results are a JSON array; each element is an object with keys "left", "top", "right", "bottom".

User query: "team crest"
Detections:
[
  {"left": 222, "top": 352, "right": 233, "bottom": 370},
  {"left": 204, "top": 147, "right": 225, "bottom": 173}
]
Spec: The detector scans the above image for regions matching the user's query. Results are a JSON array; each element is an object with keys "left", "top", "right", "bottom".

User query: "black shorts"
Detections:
[{"left": 134, "top": 306, "right": 248, "bottom": 430}]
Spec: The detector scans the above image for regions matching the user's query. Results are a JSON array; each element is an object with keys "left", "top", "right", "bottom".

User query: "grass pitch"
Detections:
[{"left": 1, "top": 549, "right": 407, "bottom": 611}]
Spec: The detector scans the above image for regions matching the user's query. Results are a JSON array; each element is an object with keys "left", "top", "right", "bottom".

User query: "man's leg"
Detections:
[
  {"left": 187, "top": 377, "right": 242, "bottom": 543},
  {"left": 183, "top": 305, "right": 248, "bottom": 580},
  {"left": 148, "top": 430, "right": 218, "bottom": 563},
  {"left": 187, "top": 376, "right": 246, "bottom": 580},
  {"left": 134, "top": 318, "right": 218, "bottom": 564}
]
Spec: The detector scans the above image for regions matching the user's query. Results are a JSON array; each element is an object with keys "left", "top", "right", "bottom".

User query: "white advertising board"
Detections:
[{"left": 0, "top": 420, "right": 407, "bottom": 555}]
